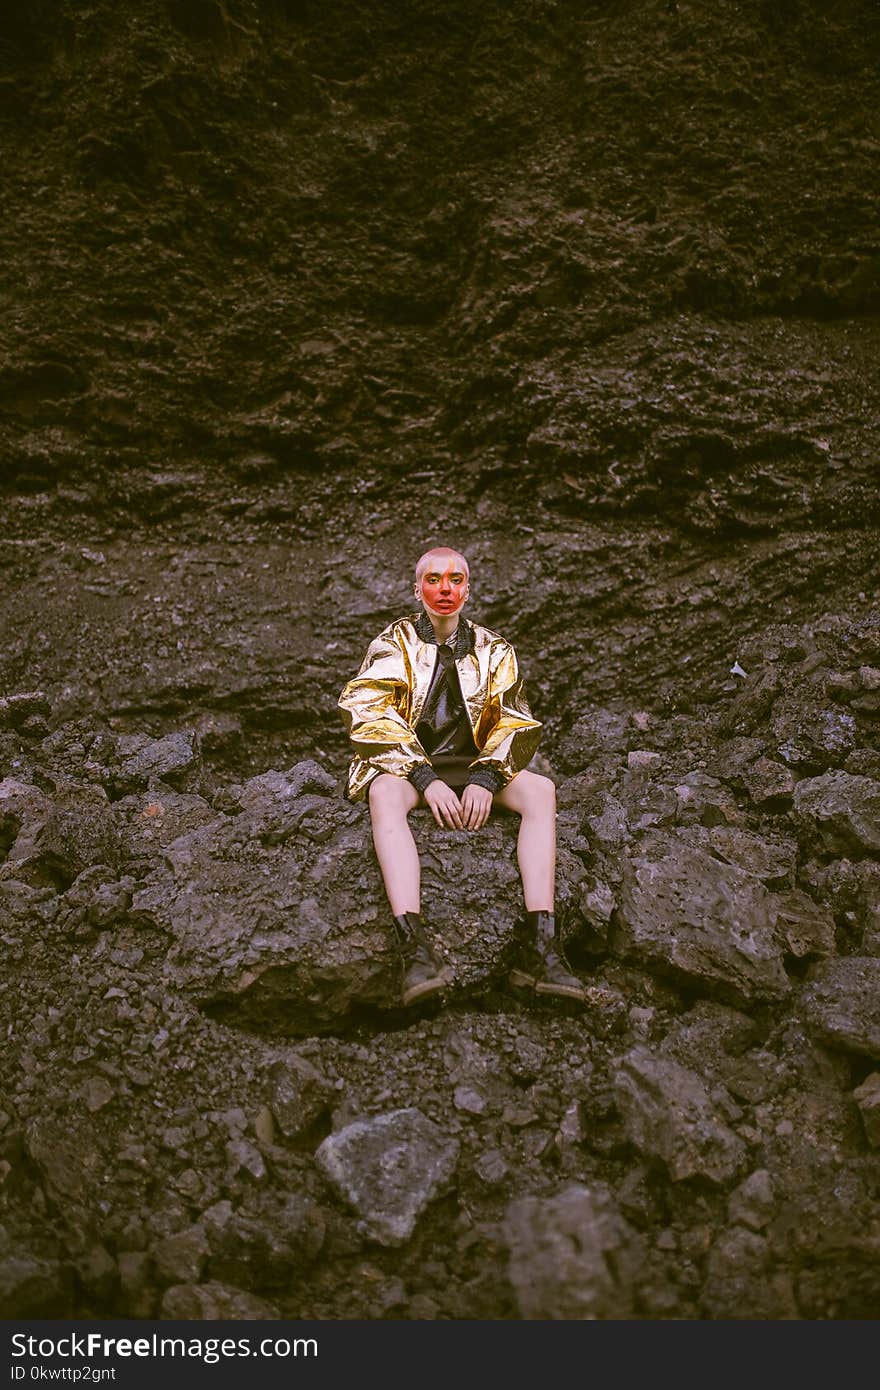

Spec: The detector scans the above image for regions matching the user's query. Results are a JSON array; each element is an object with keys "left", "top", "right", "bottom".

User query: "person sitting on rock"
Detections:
[{"left": 338, "top": 545, "right": 591, "bottom": 1008}]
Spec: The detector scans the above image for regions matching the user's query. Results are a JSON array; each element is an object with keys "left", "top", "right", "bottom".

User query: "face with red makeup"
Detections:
[{"left": 413, "top": 548, "right": 470, "bottom": 621}]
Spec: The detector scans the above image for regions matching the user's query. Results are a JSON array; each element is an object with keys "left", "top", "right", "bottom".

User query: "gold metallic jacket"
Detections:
[{"left": 338, "top": 612, "right": 542, "bottom": 803}]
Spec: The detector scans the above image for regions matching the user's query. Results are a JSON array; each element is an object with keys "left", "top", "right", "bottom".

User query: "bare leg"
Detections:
[
  {"left": 367, "top": 774, "right": 449, "bottom": 1005},
  {"left": 493, "top": 769, "right": 556, "bottom": 911},
  {"left": 495, "top": 769, "right": 592, "bottom": 1001},
  {"left": 368, "top": 773, "right": 422, "bottom": 916}
]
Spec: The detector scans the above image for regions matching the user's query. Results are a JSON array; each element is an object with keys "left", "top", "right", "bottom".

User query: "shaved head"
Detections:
[{"left": 414, "top": 547, "right": 470, "bottom": 584}]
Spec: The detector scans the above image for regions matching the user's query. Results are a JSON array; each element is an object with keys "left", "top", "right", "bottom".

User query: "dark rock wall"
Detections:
[{"left": 1, "top": 0, "right": 879, "bottom": 1320}]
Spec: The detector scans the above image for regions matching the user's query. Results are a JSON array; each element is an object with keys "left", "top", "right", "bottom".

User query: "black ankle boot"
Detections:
[
  {"left": 392, "top": 912, "right": 450, "bottom": 1006},
  {"left": 510, "top": 910, "right": 588, "bottom": 1002}
]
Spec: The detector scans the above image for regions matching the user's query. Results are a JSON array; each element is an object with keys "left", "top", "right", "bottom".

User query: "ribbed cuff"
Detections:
[
  {"left": 408, "top": 763, "right": 440, "bottom": 793},
  {"left": 466, "top": 767, "right": 504, "bottom": 794}
]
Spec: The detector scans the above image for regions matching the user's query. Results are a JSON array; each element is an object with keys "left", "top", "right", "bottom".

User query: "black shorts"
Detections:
[
  {"left": 428, "top": 755, "right": 478, "bottom": 791},
  {"left": 339, "top": 760, "right": 475, "bottom": 802}
]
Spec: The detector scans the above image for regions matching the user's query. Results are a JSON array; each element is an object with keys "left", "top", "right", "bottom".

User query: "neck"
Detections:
[{"left": 423, "top": 608, "right": 460, "bottom": 643}]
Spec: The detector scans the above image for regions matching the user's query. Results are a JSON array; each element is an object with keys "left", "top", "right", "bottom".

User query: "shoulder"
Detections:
[
  {"left": 365, "top": 614, "right": 415, "bottom": 641},
  {"left": 382, "top": 614, "right": 420, "bottom": 646},
  {"left": 468, "top": 619, "right": 508, "bottom": 645},
  {"left": 467, "top": 619, "right": 517, "bottom": 664},
  {"left": 361, "top": 614, "right": 419, "bottom": 656}
]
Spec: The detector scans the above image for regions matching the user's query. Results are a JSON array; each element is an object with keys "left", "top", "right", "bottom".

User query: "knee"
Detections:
[
  {"left": 508, "top": 770, "right": 556, "bottom": 819},
  {"left": 526, "top": 773, "right": 556, "bottom": 815},
  {"left": 368, "top": 774, "right": 409, "bottom": 819}
]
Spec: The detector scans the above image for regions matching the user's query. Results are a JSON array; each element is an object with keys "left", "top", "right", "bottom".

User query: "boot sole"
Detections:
[
  {"left": 402, "top": 971, "right": 451, "bottom": 1007},
  {"left": 535, "top": 981, "right": 589, "bottom": 1002},
  {"left": 509, "top": 969, "right": 589, "bottom": 1003}
]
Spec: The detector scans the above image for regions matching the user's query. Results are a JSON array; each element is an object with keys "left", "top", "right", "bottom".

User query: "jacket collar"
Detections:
[{"left": 413, "top": 608, "right": 474, "bottom": 660}]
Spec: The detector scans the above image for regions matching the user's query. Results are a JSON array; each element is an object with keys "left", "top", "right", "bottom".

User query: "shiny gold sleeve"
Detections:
[
  {"left": 470, "top": 640, "right": 542, "bottom": 788},
  {"left": 338, "top": 630, "right": 432, "bottom": 795}
]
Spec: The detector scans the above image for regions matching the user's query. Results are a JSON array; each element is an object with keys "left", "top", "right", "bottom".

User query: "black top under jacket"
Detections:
[{"left": 407, "top": 612, "right": 503, "bottom": 795}]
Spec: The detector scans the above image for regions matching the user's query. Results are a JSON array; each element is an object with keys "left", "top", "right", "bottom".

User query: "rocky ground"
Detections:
[{"left": 1, "top": 0, "right": 879, "bottom": 1320}]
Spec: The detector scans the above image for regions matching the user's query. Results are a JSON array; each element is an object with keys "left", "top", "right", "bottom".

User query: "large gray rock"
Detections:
[
  {"left": 502, "top": 1183, "right": 642, "bottom": 1320},
  {"left": 116, "top": 730, "right": 201, "bottom": 792},
  {"left": 114, "top": 789, "right": 218, "bottom": 862},
  {"left": 800, "top": 958, "right": 880, "bottom": 1059},
  {"left": 129, "top": 761, "right": 393, "bottom": 1029},
  {"left": 613, "top": 1046, "right": 747, "bottom": 1184},
  {"left": 129, "top": 759, "right": 588, "bottom": 1031},
  {"left": 235, "top": 762, "right": 339, "bottom": 814},
  {"left": 1, "top": 778, "right": 121, "bottom": 889},
  {"left": 314, "top": 1108, "right": 459, "bottom": 1247},
  {"left": 792, "top": 771, "right": 880, "bottom": 857},
  {"left": 680, "top": 824, "right": 797, "bottom": 885},
  {"left": 614, "top": 831, "right": 790, "bottom": 1003}
]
